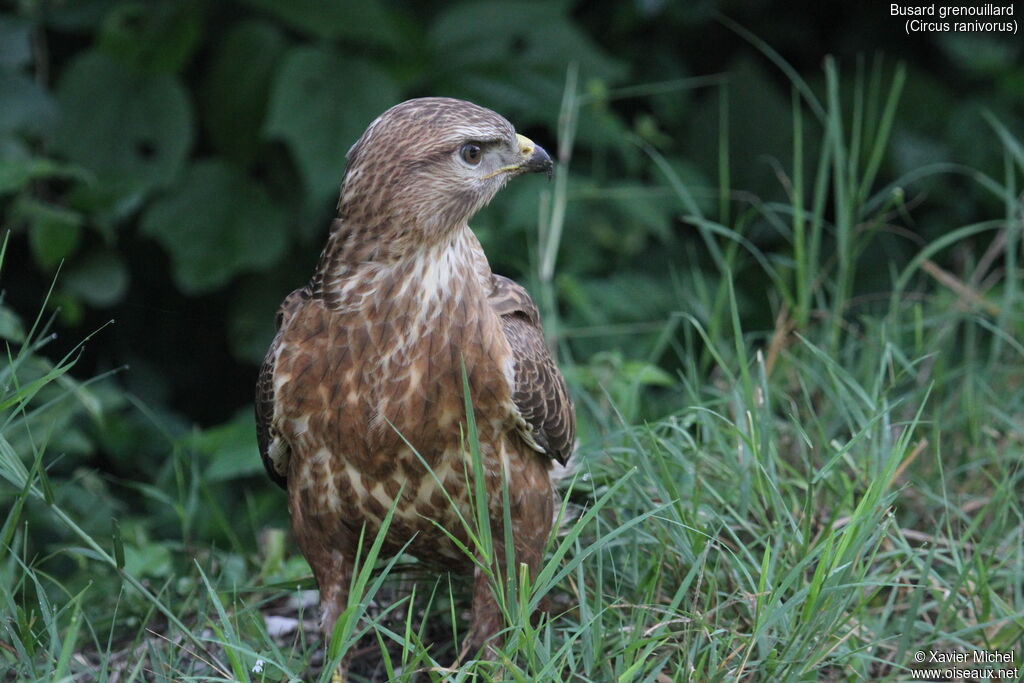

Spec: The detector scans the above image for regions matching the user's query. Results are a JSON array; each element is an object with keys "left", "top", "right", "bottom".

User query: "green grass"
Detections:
[{"left": 2, "top": 51, "right": 1023, "bottom": 682}]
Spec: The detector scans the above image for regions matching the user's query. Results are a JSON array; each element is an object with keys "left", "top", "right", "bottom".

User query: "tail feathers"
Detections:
[{"left": 548, "top": 452, "right": 579, "bottom": 485}]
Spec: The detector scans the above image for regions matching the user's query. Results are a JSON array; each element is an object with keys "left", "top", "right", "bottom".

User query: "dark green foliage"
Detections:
[
  {"left": 1, "top": 1, "right": 1016, "bottom": 417},
  {"left": 200, "top": 19, "right": 286, "bottom": 168},
  {"left": 1, "top": 1, "right": 1022, "bottom": 680},
  {"left": 54, "top": 50, "right": 192, "bottom": 193},
  {"left": 140, "top": 160, "right": 289, "bottom": 293},
  {"left": 265, "top": 47, "right": 401, "bottom": 202}
]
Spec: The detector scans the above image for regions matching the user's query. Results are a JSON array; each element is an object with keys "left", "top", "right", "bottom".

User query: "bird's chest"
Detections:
[
  {"left": 277, "top": 260, "right": 517, "bottom": 558},
  {"left": 335, "top": 269, "right": 514, "bottom": 454}
]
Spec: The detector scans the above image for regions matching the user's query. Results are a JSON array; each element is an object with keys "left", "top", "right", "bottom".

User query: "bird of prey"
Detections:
[{"left": 256, "top": 97, "right": 575, "bottom": 675}]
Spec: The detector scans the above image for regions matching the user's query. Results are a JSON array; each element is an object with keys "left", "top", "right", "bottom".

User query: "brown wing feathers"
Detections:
[
  {"left": 490, "top": 275, "right": 575, "bottom": 465},
  {"left": 256, "top": 287, "right": 310, "bottom": 488},
  {"left": 255, "top": 353, "right": 283, "bottom": 487}
]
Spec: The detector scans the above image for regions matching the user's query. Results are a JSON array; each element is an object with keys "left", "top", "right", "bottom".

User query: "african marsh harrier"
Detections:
[{"left": 256, "top": 97, "right": 575, "bottom": 674}]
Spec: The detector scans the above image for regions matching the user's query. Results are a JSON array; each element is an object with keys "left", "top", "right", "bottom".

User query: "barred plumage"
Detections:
[{"left": 255, "top": 97, "right": 574, "bottom": 675}]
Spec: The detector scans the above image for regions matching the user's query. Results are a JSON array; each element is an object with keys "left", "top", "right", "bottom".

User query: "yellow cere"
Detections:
[{"left": 482, "top": 133, "right": 537, "bottom": 179}]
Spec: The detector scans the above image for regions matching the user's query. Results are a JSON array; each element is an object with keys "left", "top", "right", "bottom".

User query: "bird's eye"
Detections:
[{"left": 460, "top": 143, "right": 482, "bottom": 166}]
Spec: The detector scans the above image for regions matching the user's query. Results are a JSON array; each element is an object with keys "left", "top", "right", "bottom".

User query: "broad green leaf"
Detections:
[
  {"left": 0, "top": 15, "right": 32, "bottom": 69},
  {"left": 20, "top": 198, "right": 83, "bottom": 270},
  {"left": 427, "top": 1, "right": 625, "bottom": 124},
  {"left": 97, "top": 1, "right": 203, "bottom": 73},
  {"left": 140, "top": 160, "right": 288, "bottom": 294},
  {"left": 0, "top": 71, "right": 57, "bottom": 135},
  {"left": 0, "top": 304, "right": 24, "bottom": 343},
  {"left": 123, "top": 542, "right": 172, "bottom": 579},
  {"left": 265, "top": 46, "right": 400, "bottom": 202},
  {"left": 200, "top": 19, "right": 286, "bottom": 167},
  {"left": 193, "top": 410, "right": 263, "bottom": 482},
  {"left": 0, "top": 156, "right": 89, "bottom": 196},
  {"left": 236, "top": 0, "right": 402, "bottom": 47},
  {"left": 51, "top": 291, "right": 85, "bottom": 326},
  {"left": 62, "top": 250, "right": 128, "bottom": 307},
  {"left": 54, "top": 50, "right": 191, "bottom": 194},
  {"left": 41, "top": 0, "right": 122, "bottom": 32},
  {"left": 429, "top": 1, "right": 622, "bottom": 79},
  {"left": 65, "top": 181, "right": 146, "bottom": 241},
  {"left": 449, "top": 71, "right": 567, "bottom": 128}
]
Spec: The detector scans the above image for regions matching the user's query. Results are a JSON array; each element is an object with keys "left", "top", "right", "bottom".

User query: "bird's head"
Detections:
[{"left": 337, "top": 97, "right": 553, "bottom": 249}]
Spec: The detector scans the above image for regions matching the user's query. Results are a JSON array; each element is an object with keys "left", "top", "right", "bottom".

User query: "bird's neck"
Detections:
[{"left": 311, "top": 220, "right": 490, "bottom": 311}]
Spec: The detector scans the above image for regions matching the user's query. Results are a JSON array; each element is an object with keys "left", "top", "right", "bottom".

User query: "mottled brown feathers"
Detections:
[
  {"left": 254, "top": 97, "right": 573, "bottom": 666},
  {"left": 256, "top": 286, "right": 309, "bottom": 489},
  {"left": 488, "top": 274, "right": 575, "bottom": 464}
]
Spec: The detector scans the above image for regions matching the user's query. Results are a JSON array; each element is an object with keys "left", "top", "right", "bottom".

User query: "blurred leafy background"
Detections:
[{"left": 1, "top": 0, "right": 1022, "bottom": 676}]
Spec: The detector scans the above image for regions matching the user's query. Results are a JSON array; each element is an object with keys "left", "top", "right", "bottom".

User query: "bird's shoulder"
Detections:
[
  {"left": 275, "top": 286, "right": 315, "bottom": 330},
  {"left": 487, "top": 274, "right": 575, "bottom": 466},
  {"left": 487, "top": 274, "right": 541, "bottom": 325},
  {"left": 256, "top": 286, "right": 317, "bottom": 488}
]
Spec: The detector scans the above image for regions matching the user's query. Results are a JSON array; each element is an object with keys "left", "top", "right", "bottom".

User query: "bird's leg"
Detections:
[
  {"left": 315, "top": 551, "right": 354, "bottom": 683},
  {"left": 461, "top": 562, "right": 506, "bottom": 661},
  {"left": 457, "top": 458, "right": 556, "bottom": 664},
  {"left": 460, "top": 502, "right": 551, "bottom": 661},
  {"left": 321, "top": 585, "right": 349, "bottom": 683}
]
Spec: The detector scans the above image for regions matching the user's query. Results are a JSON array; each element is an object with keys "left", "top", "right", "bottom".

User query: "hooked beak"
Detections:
[{"left": 515, "top": 133, "right": 553, "bottom": 180}]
